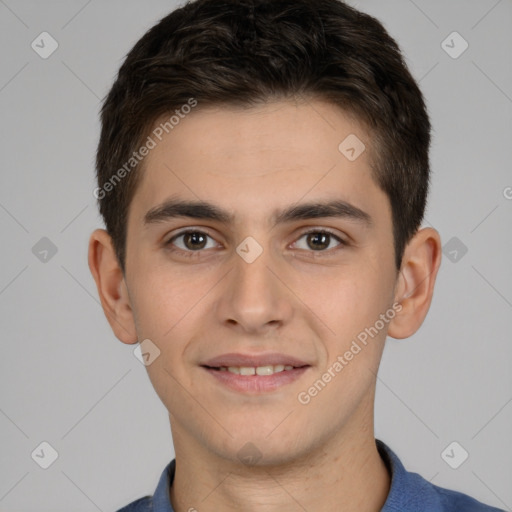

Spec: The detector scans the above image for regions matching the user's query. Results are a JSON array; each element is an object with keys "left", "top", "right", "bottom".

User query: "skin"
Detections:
[{"left": 89, "top": 99, "right": 442, "bottom": 512}]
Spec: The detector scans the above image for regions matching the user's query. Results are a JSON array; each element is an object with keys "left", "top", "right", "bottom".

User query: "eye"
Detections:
[
  {"left": 292, "top": 229, "right": 345, "bottom": 252},
  {"left": 164, "top": 228, "right": 346, "bottom": 257},
  {"left": 166, "top": 230, "right": 218, "bottom": 252}
]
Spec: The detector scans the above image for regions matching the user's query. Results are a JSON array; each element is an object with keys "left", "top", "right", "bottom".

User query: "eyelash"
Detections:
[{"left": 165, "top": 228, "right": 346, "bottom": 259}]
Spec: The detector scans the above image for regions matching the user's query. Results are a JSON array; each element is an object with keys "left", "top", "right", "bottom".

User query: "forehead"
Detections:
[{"left": 130, "top": 99, "right": 389, "bottom": 227}]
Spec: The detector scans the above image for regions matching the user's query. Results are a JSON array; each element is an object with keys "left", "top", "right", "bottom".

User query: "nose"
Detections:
[{"left": 215, "top": 237, "right": 294, "bottom": 335}]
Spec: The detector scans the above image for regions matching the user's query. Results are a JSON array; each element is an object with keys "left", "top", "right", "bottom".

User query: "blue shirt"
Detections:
[{"left": 117, "top": 440, "right": 504, "bottom": 511}]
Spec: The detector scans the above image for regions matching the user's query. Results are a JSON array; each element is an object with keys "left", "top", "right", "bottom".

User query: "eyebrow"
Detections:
[{"left": 143, "top": 197, "right": 373, "bottom": 228}]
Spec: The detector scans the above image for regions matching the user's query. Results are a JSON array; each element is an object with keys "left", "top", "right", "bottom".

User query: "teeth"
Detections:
[
  {"left": 223, "top": 364, "right": 294, "bottom": 375},
  {"left": 256, "top": 365, "right": 273, "bottom": 376}
]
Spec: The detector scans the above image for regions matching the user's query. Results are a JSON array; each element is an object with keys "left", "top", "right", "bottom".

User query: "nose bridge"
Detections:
[
  {"left": 217, "top": 234, "right": 292, "bottom": 331},
  {"left": 235, "top": 240, "right": 274, "bottom": 292}
]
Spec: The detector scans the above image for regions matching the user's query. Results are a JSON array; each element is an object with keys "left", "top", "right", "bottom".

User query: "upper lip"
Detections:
[{"left": 201, "top": 352, "right": 311, "bottom": 368}]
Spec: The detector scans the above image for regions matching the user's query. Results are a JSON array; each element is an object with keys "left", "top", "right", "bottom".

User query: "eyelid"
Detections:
[
  {"left": 296, "top": 226, "right": 345, "bottom": 239},
  {"left": 165, "top": 227, "right": 220, "bottom": 246}
]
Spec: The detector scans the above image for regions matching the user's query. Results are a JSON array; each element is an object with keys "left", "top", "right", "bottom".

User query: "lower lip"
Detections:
[{"left": 202, "top": 366, "right": 310, "bottom": 393}]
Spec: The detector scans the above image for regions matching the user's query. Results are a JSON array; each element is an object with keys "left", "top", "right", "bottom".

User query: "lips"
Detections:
[
  {"left": 201, "top": 352, "right": 310, "bottom": 369},
  {"left": 200, "top": 352, "right": 311, "bottom": 393}
]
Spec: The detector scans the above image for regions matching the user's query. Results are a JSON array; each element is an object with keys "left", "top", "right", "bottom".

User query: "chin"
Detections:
[{"left": 211, "top": 430, "right": 314, "bottom": 468}]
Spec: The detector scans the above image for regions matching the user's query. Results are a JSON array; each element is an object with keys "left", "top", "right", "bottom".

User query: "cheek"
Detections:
[
  {"left": 300, "top": 264, "right": 392, "bottom": 342},
  {"left": 129, "top": 269, "right": 202, "bottom": 402},
  {"left": 128, "top": 266, "right": 197, "bottom": 341}
]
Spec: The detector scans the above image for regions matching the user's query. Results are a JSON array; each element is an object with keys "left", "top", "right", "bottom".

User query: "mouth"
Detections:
[
  {"left": 200, "top": 353, "right": 311, "bottom": 393},
  {"left": 203, "top": 364, "right": 300, "bottom": 376}
]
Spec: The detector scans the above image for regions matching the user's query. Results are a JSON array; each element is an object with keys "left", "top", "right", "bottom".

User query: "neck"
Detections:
[{"left": 168, "top": 399, "right": 390, "bottom": 512}]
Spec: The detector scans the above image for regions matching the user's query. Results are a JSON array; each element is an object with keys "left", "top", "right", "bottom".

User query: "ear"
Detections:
[
  {"left": 88, "top": 229, "right": 138, "bottom": 344},
  {"left": 387, "top": 227, "right": 442, "bottom": 339}
]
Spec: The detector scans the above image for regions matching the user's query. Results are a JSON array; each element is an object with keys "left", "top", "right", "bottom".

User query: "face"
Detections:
[{"left": 122, "top": 100, "right": 401, "bottom": 464}]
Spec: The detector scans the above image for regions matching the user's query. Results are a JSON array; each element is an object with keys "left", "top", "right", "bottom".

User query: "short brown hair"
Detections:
[{"left": 95, "top": 0, "right": 431, "bottom": 272}]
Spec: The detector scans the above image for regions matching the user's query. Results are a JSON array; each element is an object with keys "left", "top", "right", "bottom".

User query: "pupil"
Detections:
[
  {"left": 186, "top": 232, "right": 206, "bottom": 250},
  {"left": 308, "top": 233, "right": 329, "bottom": 250}
]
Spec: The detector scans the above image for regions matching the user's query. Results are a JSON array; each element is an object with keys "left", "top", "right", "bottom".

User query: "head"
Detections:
[
  {"left": 89, "top": 0, "right": 441, "bottom": 466},
  {"left": 95, "top": 0, "right": 431, "bottom": 273}
]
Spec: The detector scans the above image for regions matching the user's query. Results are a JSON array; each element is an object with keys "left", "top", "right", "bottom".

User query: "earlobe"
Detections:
[
  {"left": 88, "top": 229, "right": 138, "bottom": 344},
  {"left": 387, "top": 227, "right": 442, "bottom": 340}
]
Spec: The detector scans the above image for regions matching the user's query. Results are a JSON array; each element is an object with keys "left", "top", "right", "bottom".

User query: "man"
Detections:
[{"left": 88, "top": 0, "right": 503, "bottom": 510}]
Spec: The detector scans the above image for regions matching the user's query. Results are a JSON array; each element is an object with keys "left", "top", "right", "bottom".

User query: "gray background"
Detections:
[{"left": 0, "top": 0, "right": 511, "bottom": 510}]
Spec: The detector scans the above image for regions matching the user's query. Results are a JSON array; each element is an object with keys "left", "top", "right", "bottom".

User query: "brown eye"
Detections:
[
  {"left": 167, "top": 230, "right": 216, "bottom": 252},
  {"left": 182, "top": 232, "right": 207, "bottom": 250},
  {"left": 306, "top": 232, "right": 330, "bottom": 250},
  {"left": 293, "top": 230, "right": 344, "bottom": 252}
]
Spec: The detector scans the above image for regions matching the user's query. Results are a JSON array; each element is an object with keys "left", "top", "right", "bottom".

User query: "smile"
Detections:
[
  {"left": 211, "top": 364, "right": 296, "bottom": 375},
  {"left": 202, "top": 364, "right": 310, "bottom": 393}
]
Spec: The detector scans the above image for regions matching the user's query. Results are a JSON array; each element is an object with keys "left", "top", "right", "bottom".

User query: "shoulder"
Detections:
[
  {"left": 114, "top": 459, "right": 175, "bottom": 512},
  {"left": 115, "top": 496, "right": 152, "bottom": 512},
  {"left": 117, "top": 496, "right": 153, "bottom": 512},
  {"left": 377, "top": 440, "right": 504, "bottom": 512},
  {"left": 434, "top": 483, "right": 505, "bottom": 512},
  {"left": 408, "top": 471, "right": 504, "bottom": 511}
]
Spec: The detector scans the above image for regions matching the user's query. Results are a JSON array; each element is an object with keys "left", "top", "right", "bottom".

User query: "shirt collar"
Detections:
[{"left": 151, "top": 458, "right": 175, "bottom": 512}]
